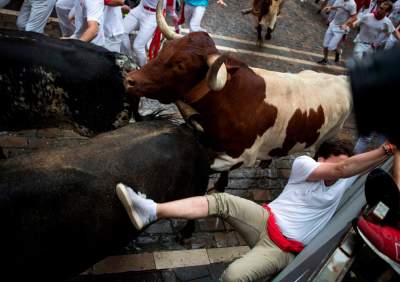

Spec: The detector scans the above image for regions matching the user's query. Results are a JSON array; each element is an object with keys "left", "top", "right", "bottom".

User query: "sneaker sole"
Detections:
[
  {"left": 357, "top": 227, "right": 400, "bottom": 274},
  {"left": 116, "top": 183, "right": 145, "bottom": 230}
]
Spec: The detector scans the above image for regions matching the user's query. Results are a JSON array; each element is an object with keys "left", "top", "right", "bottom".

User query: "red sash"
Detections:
[{"left": 263, "top": 204, "right": 304, "bottom": 253}]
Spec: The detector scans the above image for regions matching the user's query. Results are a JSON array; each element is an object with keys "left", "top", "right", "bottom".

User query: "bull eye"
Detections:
[{"left": 176, "top": 62, "right": 185, "bottom": 71}]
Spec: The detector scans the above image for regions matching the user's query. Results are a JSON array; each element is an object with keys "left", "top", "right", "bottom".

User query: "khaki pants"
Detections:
[{"left": 206, "top": 193, "right": 294, "bottom": 282}]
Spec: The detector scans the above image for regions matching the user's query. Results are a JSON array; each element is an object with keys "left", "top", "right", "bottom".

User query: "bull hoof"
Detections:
[{"left": 257, "top": 39, "right": 263, "bottom": 47}]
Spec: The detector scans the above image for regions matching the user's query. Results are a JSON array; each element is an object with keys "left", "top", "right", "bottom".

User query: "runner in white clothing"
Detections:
[
  {"left": 56, "top": 0, "right": 76, "bottom": 37},
  {"left": 104, "top": 3, "right": 125, "bottom": 52},
  {"left": 16, "top": 0, "right": 57, "bottom": 33},
  {"left": 350, "top": 1, "right": 399, "bottom": 59},
  {"left": 71, "top": 0, "right": 106, "bottom": 47},
  {"left": 121, "top": 0, "right": 166, "bottom": 66},
  {"left": 318, "top": 0, "right": 357, "bottom": 65},
  {"left": 69, "top": 0, "right": 124, "bottom": 51}
]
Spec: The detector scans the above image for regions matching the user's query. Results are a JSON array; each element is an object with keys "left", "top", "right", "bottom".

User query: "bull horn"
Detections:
[
  {"left": 175, "top": 100, "right": 204, "bottom": 133},
  {"left": 156, "top": 0, "right": 183, "bottom": 40},
  {"left": 206, "top": 54, "right": 228, "bottom": 91}
]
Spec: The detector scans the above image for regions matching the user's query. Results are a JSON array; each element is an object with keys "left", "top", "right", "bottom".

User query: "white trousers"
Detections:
[
  {"left": 322, "top": 25, "right": 344, "bottom": 51},
  {"left": 16, "top": 0, "right": 57, "bottom": 33},
  {"left": 184, "top": 4, "right": 206, "bottom": 32},
  {"left": 121, "top": 4, "right": 157, "bottom": 67},
  {"left": 353, "top": 42, "right": 373, "bottom": 60},
  {"left": 55, "top": 0, "right": 75, "bottom": 37},
  {"left": 105, "top": 34, "right": 123, "bottom": 53},
  {"left": 0, "top": 0, "right": 10, "bottom": 8}
]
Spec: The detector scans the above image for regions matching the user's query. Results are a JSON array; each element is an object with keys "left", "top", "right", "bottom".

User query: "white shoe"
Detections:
[{"left": 116, "top": 183, "right": 156, "bottom": 230}]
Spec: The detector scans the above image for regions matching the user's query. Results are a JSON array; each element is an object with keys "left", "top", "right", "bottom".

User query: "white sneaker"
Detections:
[{"left": 116, "top": 183, "right": 156, "bottom": 230}]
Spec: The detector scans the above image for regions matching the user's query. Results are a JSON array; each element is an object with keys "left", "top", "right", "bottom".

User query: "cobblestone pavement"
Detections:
[{"left": 0, "top": 2, "right": 366, "bottom": 281}]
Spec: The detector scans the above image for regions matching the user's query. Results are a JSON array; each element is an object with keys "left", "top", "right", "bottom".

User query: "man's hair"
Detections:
[
  {"left": 380, "top": 1, "right": 393, "bottom": 13},
  {"left": 314, "top": 139, "right": 354, "bottom": 160}
]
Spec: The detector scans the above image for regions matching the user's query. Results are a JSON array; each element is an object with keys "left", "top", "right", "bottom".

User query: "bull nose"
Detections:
[{"left": 125, "top": 78, "right": 136, "bottom": 88}]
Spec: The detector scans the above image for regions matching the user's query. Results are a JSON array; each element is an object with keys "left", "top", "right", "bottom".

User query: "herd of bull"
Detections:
[{"left": 0, "top": 2, "right": 356, "bottom": 280}]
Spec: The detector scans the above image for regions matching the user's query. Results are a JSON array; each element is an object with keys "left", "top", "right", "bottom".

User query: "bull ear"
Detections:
[
  {"left": 156, "top": 0, "right": 183, "bottom": 40},
  {"left": 206, "top": 54, "right": 228, "bottom": 91}
]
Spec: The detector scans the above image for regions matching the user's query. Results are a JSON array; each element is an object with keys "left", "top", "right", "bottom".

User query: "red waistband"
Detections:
[
  {"left": 263, "top": 204, "right": 304, "bottom": 253},
  {"left": 143, "top": 5, "right": 157, "bottom": 12}
]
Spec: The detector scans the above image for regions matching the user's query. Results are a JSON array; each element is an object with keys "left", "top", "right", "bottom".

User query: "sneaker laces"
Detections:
[{"left": 138, "top": 192, "right": 147, "bottom": 199}]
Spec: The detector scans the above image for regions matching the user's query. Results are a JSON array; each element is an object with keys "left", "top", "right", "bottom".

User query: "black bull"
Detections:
[
  {"left": 0, "top": 120, "right": 210, "bottom": 281},
  {"left": 0, "top": 28, "right": 139, "bottom": 136}
]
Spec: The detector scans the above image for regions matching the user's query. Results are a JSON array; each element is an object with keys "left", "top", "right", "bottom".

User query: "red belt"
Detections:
[
  {"left": 263, "top": 204, "right": 304, "bottom": 253},
  {"left": 143, "top": 5, "right": 157, "bottom": 12}
]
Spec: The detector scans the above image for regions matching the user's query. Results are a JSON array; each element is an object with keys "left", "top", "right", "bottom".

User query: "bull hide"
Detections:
[
  {"left": 0, "top": 28, "right": 138, "bottom": 136},
  {"left": 0, "top": 120, "right": 210, "bottom": 281}
]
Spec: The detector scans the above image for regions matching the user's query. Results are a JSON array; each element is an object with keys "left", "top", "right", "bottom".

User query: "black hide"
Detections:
[
  {"left": 0, "top": 28, "right": 138, "bottom": 136},
  {"left": 0, "top": 120, "right": 210, "bottom": 281},
  {"left": 349, "top": 45, "right": 400, "bottom": 147}
]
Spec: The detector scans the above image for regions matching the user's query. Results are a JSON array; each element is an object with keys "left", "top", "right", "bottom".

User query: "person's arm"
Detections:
[
  {"left": 308, "top": 144, "right": 394, "bottom": 182},
  {"left": 79, "top": 0, "right": 103, "bottom": 42},
  {"left": 217, "top": 0, "right": 227, "bottom": 7},
  {"left": 342, "top": 14, "right": 357, "bottom": 30},
  {"left": 392, "top": 25, "right": 400, "bottom": 40},
  {"left": 79, "top": 20, "right": 99, "bottom": 42}
]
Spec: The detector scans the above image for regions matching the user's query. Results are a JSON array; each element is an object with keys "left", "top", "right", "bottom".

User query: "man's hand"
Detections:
[
  {"left": 121, "top": 4, "right": 131, "bottom": 14},
  {"left": 217, "top": 0, "right": 227, "bottom": 7}
]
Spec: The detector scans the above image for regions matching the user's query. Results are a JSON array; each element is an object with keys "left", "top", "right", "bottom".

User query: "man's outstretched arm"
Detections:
[{"left": 308, "top": 144, "right": 395, "bottom": 182}]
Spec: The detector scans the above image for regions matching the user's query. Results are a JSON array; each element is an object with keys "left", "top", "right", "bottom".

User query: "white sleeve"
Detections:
[
  {"left": 288, "top": 156, "right": 320, "bottom": 184},
  {"left": 385, "top": 19, "right": 396, "bottom": 33},
  {"left": 85, "top": 0, "right": 104, "bottom": 23},
  {"left": 349, "top": 2, "right": 357, "bottom": 16}
]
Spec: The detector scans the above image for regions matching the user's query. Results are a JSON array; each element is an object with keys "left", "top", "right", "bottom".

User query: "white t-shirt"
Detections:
[
  {"left": 104, "top": 6, "right": 124, "bottom": 38},
  {"left": 355, "top": 13, "right": 395, "bottom": 44},
  {"left": 331, "top": 0, "right": 357, "bottom": 26},
  {"left": 269, "top": 156, "right": 357, "bottom": 245},
  {"left": 72, "top": 0, "right": 105, "bottom": 47}
]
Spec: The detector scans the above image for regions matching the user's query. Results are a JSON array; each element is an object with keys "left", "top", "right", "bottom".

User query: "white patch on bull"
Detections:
[
  {"left": 211, "top": 69, "right": 352, "bottom": 172},
  {"left": 6, "top": 66, "right": 72, "bottom": 118},
  {"left": 114, "top": 54, "right": 138, "bottom": 76}
]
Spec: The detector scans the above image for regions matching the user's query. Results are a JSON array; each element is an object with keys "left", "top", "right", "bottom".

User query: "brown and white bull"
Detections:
[
  {"left": 125, "top": 0, "right": 352, "bottom": 176},
  {"left": 248, "top": 0, "right": 285, "bottom": 44}
]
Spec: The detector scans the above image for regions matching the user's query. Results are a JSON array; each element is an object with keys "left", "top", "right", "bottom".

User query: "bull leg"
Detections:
[
  {"left": 213, "top": 171, "right": 229, "bottom": 193},
  {"left": 265, "top": 28, "right": 272, "bottom": 40},
  {"left": 257, "top": 24, "right": 263, "bottom": 47},
  {"left": 265, "top": 12, "right": 278, "bottom": 40},
  {"left": 177, "top": 219, "right": 196, "bottom": 242}
]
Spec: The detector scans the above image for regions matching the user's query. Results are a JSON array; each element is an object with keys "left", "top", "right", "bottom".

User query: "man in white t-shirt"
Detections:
[
  {"left": 70, "top": 0, "right": 106, "bottom": 47},
  {"left": 69, "top": 0, "right": 124, "bottom": 51},
  {"left": 114, "top": 139, "right": 395, "bottom": 281},
  {"left": 350, "top": 1, "right": 399, "bottom": 59},
  {"left": 318, "top": 0, "right": 357, "bottom": 65}
]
